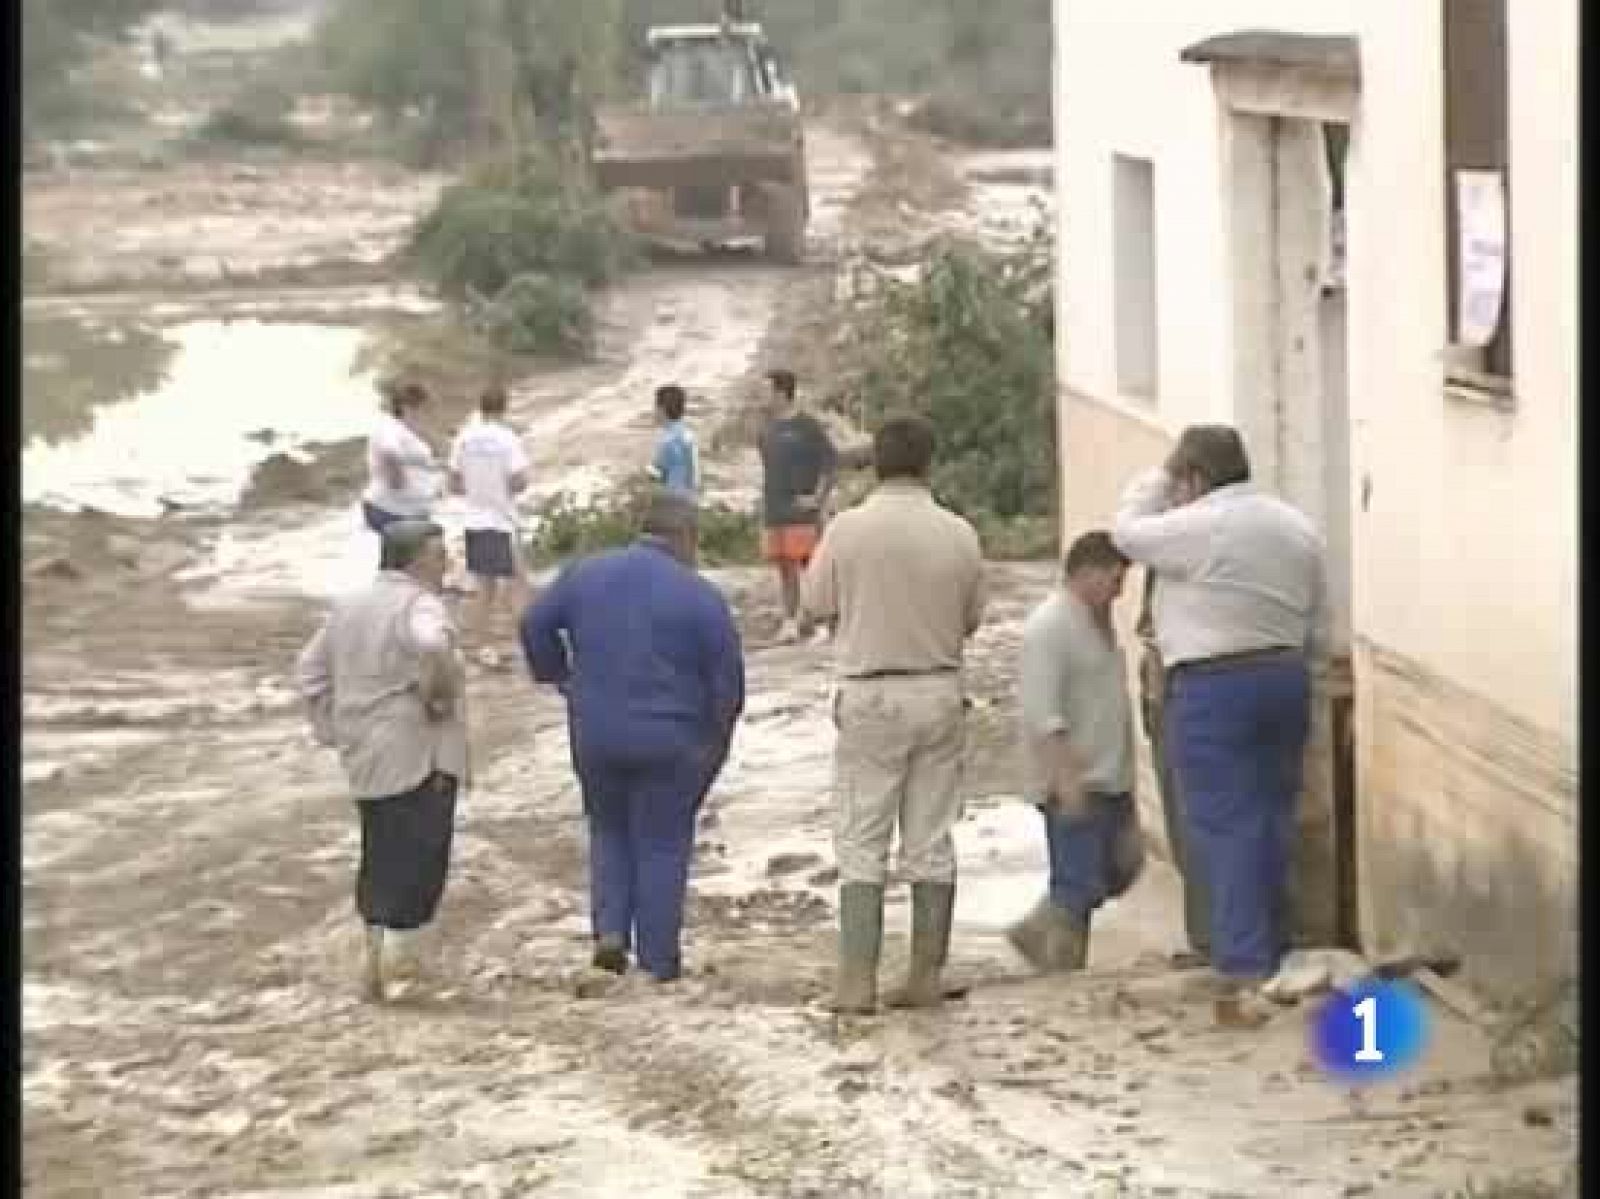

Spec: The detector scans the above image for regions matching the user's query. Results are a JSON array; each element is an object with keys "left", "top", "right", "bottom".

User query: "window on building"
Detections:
[
  {"left": 1113, "top": 154, "right": 1159, "bottom": 402},
  {"left": 1443, "top": 0, "right": 1513, "bottom": 385}
]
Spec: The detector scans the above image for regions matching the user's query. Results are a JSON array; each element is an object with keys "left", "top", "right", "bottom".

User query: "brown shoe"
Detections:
[{"left": 1213, "top": 989, "right": 1274, "bottom": 1030}]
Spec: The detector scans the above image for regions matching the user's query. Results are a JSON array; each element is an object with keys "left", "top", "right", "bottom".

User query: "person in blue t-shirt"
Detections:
[{"left": 648, "top": 383, "right": 701, "bottom": 501}]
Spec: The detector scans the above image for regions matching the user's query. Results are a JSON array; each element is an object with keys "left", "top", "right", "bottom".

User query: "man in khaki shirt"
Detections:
[
  {"left": 297, "top": 519, "right": 467, "bottom": 1003},
  {"left": 802, "top": 415, "right": 986, "bottom": 1013}
]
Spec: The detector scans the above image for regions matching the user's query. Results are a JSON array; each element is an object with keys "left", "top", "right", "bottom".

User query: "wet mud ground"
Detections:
[{"left": 20, "top": 17, "right": 1576, "bottom": 1194}]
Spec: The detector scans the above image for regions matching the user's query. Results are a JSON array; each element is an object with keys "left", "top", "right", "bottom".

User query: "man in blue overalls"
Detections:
[
  {"left": 1113, "top": 426, "right": 1327, "bottom": 1029},
  {"left": 521, "top": 492, "right": 745, "bottom": 985}
]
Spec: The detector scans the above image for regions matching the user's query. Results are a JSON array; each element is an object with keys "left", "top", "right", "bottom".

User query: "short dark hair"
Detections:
[
  {"left": 1166, "top": 425, "right": 1251, "bottom": 491},
  {"left": 379, "top": 519, "right": 444, "bottom": 570},
  {"left": 766, "top": 369, "right": 797, "bottom": 400},
  {"left": 873, "top": 415, "right": 936, "bottom": 480},
  {"left": 655, "top": 384, "right": 687, "bottom": 420},
  {"left": 1064, "top": 530, "right": 1129, "bottom": 576},
  {"left": 384, "top": 380, "right": 429, "bottom": 416},
  {"left": 480, "top": 385, "right": 508, "bottom": 416}
]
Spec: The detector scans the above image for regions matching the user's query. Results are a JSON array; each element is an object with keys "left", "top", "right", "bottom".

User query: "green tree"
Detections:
[
  {"left": 314, "top": 0, "right": 623, "bottom": 165},
  {"left": 847, "top": 227, "right": 1056, "bottom": 525},
  {"left": 22, "top": 0, "right": 164, "bottom": 137}
]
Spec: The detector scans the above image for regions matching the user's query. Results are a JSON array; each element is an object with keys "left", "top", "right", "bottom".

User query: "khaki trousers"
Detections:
[{"left": 832, "top": 674, "right": 967, "bottom": 885}]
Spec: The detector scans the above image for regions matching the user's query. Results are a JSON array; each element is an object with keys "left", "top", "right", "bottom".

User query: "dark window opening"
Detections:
[
  {"left": 1443, "top": 0, "right": 1513, "bottom": 382},
  {"left": 1323, "top": 122, "right": 1349, "bottom": 292}
]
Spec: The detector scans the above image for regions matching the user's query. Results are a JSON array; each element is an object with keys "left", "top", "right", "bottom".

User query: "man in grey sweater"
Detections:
[
  {"left": 296, "top": 519, "right": 468, "bottom": 1002},
  {"left": 1007, "top": 531, "right": 1141, "bottom": 973}
]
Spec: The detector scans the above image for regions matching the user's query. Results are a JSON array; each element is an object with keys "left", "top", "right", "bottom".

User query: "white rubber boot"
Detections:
[{"left": 362, "top": 925, "right": 386, "bottom": 1003}]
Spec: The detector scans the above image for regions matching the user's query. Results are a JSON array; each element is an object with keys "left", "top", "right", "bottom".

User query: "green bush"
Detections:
[
  {"left": 840, "top": 224, "right": 1055, "bottom": 545},
  {"left": 22, "top": 0, "right": 162, "bottom": 139},
  {"left": 527, "top": 475, "right": 762, "bottom": 569},
  {"left": 407, "top": 160, "right": 634, "bottom": 301},
  {"left": 312, "top": 0, "right": 623, "bottom": 163},
  {"left": 475, "top": 271, "right": 596, "bottom": 358}
]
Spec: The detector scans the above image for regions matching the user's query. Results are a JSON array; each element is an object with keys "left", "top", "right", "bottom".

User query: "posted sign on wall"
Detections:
[{"left": 1455, "top": 170, "right": 1508, "bottom": 348}]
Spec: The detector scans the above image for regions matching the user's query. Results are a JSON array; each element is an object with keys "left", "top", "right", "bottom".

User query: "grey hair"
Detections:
[
  {"left": 380, "top": 519, "right": 445, "bottom": 570},
  {"left": 640, "top": 489, "right": 700, "bottom": 540}
]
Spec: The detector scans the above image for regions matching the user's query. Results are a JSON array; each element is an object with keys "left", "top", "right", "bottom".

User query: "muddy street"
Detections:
[{"left": 21, "top": 13, "right": 1575, "bottom": 1197}]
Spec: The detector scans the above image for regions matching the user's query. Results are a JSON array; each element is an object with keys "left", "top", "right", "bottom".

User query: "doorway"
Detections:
[{"left": 1226, "top": 110, "right": 1360, "bottom": 949}]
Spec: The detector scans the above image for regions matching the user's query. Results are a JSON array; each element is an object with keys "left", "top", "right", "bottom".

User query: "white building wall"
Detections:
[
  {"left": 1348, "top": 1, "right": 1577, "bottom": 741},
  {"left": 1053, "top": 0, "right": 1359, "bottom": 431},
  {"left": 1053, "top": 0, "right": 1576, "bottom": 743}
]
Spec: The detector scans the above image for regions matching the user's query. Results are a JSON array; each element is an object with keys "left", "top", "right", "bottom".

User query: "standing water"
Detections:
[{"left": 23, "top": 320, "right": 378, "bottom": 518}]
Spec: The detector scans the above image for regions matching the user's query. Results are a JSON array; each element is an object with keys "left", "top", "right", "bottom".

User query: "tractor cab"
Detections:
[{"left": 644, "top": 24, "right": 797, "bottom": 112}]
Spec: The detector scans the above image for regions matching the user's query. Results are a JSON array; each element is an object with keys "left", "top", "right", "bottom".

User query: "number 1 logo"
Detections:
[
  {"left": 1311, "top": 979, "right": 1429, "bottom": 1082},
  {"left": 1352, "top": 995, "right": 1385, "bottom": 1063}
]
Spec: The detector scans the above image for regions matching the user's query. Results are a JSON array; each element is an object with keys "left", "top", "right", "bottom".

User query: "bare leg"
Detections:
[
  {"left": 471, "top": 577, "right": 500, "bottom": 663},
  {"left": 777, "top": 564, "right": 802, "bottom": 641},
  {"left": 499, "top": 573, "right": 533, "bottom": 657},
  {"left": 779, "top": 563, "right": 801, "bottom": 618}
]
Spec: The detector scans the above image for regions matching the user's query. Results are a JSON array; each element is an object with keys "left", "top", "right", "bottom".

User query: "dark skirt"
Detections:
[
  {"left": 362, "top": 501, "right": 405, "bottom": 535},
  {"left": 355, "top": 773, "right": 459, "bottom": 930}
]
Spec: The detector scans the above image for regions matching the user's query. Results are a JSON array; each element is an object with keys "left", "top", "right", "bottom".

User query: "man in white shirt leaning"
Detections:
[
  {"left": 364, "top": 380, "right": 438, "bottom": 534},
  {"left": 1112, "top": 425, "right": 1326, "bottom": 1030},
  {"left": 449, "top": 385, "right": 532, "bottom": 669}
]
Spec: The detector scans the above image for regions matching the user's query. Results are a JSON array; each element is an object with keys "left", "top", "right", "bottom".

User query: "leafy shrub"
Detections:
[
  {"left": 313, "top": 0, "right": 623, "bottom": 164},
  {"left": 839, "top": 223, "right": 1055, "bottom": 538},
  {"left": 527, "top": 475, "right": 762, "bottom": 569},
  {"left": 474, "top": 272, "right": 595, "bottom": 359},
  {"left": 406, "top": 159, "right": 634, "bottom": 301}
]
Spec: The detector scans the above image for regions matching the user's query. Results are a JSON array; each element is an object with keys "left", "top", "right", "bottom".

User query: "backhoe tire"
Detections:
[{"left": 763, "top": 183, "right": 805, "bottom": 265}]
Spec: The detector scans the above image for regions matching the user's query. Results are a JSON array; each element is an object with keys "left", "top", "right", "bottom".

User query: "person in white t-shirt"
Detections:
[
  {"left": 448, "top": 386, "right": 531, "bottom": 668},
  {"left": 364, "top": 381, "right": 438, "bottom": 534}
]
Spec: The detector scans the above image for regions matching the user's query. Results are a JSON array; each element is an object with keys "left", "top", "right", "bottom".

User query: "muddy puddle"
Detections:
[{"left": 24, "top": 318, "right": 378, "bottom": 518}]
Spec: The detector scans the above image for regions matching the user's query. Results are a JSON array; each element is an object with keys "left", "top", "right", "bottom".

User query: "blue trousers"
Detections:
[
  {"left": 575, "top": 751, "right": 706, "bottom": 981},
  {"left": 1165, "top": 655, "right": 1310, "bottom": 980},
  {"left": 1042, "top": 792, "right": 1137, "bottom": 921}
]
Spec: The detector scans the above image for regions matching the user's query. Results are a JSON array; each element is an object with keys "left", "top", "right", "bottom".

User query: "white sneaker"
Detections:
[
  {"left": 777, "top": 619, "right": 800, "bottom": 645},
  {"left": 807, "top": 625, "right": 832, "bottom": 647},
  {"left": 476, "top": 647, "right": 504, "bottom": 670}
]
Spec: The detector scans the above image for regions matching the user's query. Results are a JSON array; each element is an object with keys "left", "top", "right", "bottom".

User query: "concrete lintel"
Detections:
[
  {"left": 1180, "top": 30, "right": 1360, "bottom": 80},
  {"left": 1182, "top": 30, "right": 1361, "bottom": 123}
]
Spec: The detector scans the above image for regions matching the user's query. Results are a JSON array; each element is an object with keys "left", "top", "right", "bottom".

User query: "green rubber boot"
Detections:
[
  {"left": 830, "top": 883, "right": 885, "bottom": 1014},
  {"left": 885, "top": 882, "right": 956, "bottom": 1009}
]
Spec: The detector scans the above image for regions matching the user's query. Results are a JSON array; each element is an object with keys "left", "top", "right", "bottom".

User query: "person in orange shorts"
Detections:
[{"left": 756, "top": 369, "right": 838, "bottom": 643}]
